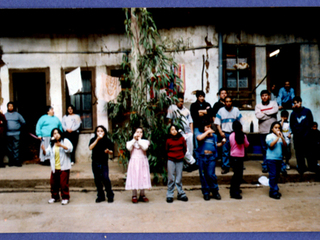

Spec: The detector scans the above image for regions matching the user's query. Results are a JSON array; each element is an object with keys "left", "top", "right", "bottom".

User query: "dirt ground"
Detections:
[{"left": 0, "top": 182, "right": 319, "bottom": 233}]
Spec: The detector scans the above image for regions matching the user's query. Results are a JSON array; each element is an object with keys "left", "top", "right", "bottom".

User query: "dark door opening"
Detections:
[
  {"left": 12, "top": 72, "right": 47, "bottom": 162},
  {"left": 267, "top": 44, "right": 300, "bottom": 99}
]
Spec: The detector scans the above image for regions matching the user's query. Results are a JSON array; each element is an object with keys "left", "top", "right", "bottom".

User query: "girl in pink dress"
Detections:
[{"left": 125, "top": 127, "right": 151, "bottom": 203}]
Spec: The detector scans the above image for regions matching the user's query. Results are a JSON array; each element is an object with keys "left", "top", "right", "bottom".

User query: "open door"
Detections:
[
  {"left": 10, "top": 69, "right": 50, "bottom": 162},
  {"left": 267, "top": 44, "right": 300, "bottom": 99}
]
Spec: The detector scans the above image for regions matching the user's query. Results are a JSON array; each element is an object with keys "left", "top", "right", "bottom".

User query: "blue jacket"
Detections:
[{"left": 266, "top": 133, "right": 283, "bottom": 160}]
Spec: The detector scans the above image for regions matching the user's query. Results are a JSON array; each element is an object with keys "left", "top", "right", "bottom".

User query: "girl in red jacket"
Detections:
[{"left": 165, "top": 124, "right": 187, "bottom": 203}]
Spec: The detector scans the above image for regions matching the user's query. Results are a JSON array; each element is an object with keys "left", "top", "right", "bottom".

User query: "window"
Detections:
[
  {"left": 223, "top": 45, "right": 256, "bottom": 109},
  {"left": 62, "top": 67, "right": 97, "bottom": 132}
]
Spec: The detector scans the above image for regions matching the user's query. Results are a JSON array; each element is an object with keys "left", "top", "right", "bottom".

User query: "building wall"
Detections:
[
  {"left": 0, "top": 34, "right": 129, "bottom": 163},
  {"left": 1, "top": 25, "right": 320, "bottom": 162}
]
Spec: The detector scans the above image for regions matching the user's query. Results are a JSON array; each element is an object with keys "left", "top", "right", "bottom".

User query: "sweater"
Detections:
[
  {"left": 214, "top": 107, "right": 243, "bottom": 133},
  {"left": 4, "top": 111, "right": 25, "bottom": 136},
  {"left": 62, "top": 114, "right": 82, "bottom": 132},
  {"left": 36, "top": 115, "right": 63, "bottom": 137},
  {"left": 229, "top": 132, "right": 250, "bottom": 157},
  {"left": 89, "top": 137, "right": 113, "bottom": 165},
  {"left": 190, "top": 100, "right": 212, "bottom": 128},
  {"left": 290, "top": 107, "right": 313, "bottom": 139},
  {"left": 255, "top": 100, "right": 278, "bottom": 134},
  {"left": 166, "top": 135, "right": 187, "bottom": 162}
]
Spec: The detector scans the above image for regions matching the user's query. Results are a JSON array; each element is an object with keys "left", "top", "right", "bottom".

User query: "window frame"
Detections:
[
  {"left": 223, "top": 44, "right": 256, "bottom": 110},
  {"left": 61, "top": 67, "right": 97, "bottom": 133}
]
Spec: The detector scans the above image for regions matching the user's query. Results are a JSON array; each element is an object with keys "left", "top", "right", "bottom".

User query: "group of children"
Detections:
[{"left": 42, "top": 111, "right": 320, "bottom": 205}]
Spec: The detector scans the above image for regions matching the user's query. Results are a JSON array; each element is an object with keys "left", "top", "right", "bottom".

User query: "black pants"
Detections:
[
  {"left": 230, "top": 157, "right": 244, "bottom": 195},
  {"left": 294, "top": 137, "right": 320, "bottom": 175},
  {"left": 92, "top": 162, "right": 114, "bottom": 200}
]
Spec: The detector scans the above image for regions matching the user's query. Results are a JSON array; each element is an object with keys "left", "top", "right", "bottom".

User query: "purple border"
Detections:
[{"left": 0, "top": 0, "right": 320, "bottom": 8}]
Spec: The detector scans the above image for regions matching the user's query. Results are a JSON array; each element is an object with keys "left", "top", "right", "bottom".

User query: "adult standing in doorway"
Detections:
[
  {"left": 0, "top": 111, "right": 7, "bottom": 168},
  {"left": 290, "top": 96, "right": 320, "bottom": 178},
  {"left": 36, "top": 106, "right": 63, "bottom": 165},
  {"left": 277, "top": 81, "right": 295, "bottom": 109},
  {"left": 190, "top": 90, "right": 213, "bottom": 156},
  {"left": 5, "top": 102, "right": 26, "bottom": 167},
  {"left": 255, "top": 90, "right": 279, "bottom": 173},
  {"left": 62, "top": 105, "right": 82, "bottom": 165},
  {"left": 214, "top": 96, "right": 243, "bottom": 174}
]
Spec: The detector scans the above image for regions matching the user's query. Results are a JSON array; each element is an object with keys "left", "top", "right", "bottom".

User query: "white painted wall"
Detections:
[{"left": 1, "top": 25, "right": 320, "bottom": 163}]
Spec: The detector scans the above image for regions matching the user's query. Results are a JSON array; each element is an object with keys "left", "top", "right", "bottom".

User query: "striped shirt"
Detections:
[{"left": 214, "top": 107, "right": 243, "bottom": 133}]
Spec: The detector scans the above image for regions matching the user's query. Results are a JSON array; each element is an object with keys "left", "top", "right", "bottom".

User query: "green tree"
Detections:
[{"left": 108, "top": 8, "right": 182, "bottom": 183}]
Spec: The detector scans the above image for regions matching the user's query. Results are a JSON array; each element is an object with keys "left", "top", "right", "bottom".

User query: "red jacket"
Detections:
[{"left": 166, "top": 135, "right": 187, "bottom": 162}]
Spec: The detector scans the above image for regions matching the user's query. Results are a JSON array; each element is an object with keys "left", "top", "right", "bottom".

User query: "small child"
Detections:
[
  {"left": 125, "top": 127, "right": 151, "bottom": 203},
  {"left": 266, "top": 121, "right": 287, "bottom": 200},
  {"left": 89, "top": 125, "right": 114, "bottom": 203},
  {"left": 229, "top": 120, "right": 249, "bottom": 200},
  {"left": 280, "top": 110, "right": 292, "bottom": 171},
  {"left": 165, "top": 125, "right": 188, "bottom": 203},
  {"left": 41, "top": 128, "right": 73, "bottom": 205},
  {"left": 196, "top": 122, "right": 225, "bottom": 201}
]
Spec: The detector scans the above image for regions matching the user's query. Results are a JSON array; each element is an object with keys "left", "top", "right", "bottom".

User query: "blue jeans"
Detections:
[
  {"left": 193, "top": 128, "right": 201, "bottom": 159},
  {"left": 7, "top": 134, "right": 21, "bottom": 166},
  {"left": 260, "top": 134, "right": 268, "bottom": 170},
  {"left": 267, "top": 160, "right": 282, "bottom": 196},
  {"left": 221, "top": 132, "right": 231, "bottom": 169},
  {"left": 198, "top": 154, "right": 219, "bottom": 196}
]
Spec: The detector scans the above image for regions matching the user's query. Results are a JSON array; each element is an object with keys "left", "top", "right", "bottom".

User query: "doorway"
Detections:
[
  {"left": 10, "top": 69, "right": 50, "bottom": 162},
  {"left": 267, "top": 44, "right": 300, "bottom": 99}
]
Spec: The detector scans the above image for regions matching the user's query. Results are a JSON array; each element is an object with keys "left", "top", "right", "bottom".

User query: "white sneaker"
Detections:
[
  {"left": 286, "top": 164, "right": 290, "bottom": 170},
  {"left": 71, "top": 162, "right": 74, "bottom": 166},
  {"left": 48, "top": 198, "right": 58, "bottom": 204},
  {"left": 61, "top": 199, "right": 69, "bottom": 205}
]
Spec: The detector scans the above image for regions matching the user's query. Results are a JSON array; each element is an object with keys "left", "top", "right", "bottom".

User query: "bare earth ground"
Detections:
[{"left": 0, "top": 182, "right": 319, "bottom": 233}]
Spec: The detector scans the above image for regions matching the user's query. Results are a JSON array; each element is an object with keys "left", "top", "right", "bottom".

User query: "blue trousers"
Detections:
[
  {"left": 221, "top": 132, "right": 231, "bottom": 169},
  {"left": 198, "top": 154, "right": 219, "bottom": 196},
  {"left": 267, "top": 160, "right": 282, "bottom": 196},
  {"left": 7, "top": 134, "right": 21, "bottom": 166},
  {"left": 260, "top": 134, "right": 268, "bottom": 170}
]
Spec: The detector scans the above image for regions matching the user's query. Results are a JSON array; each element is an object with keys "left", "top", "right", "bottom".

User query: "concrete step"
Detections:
[{"left": 0, "top": 158, "right": 318, "bottom": 192}]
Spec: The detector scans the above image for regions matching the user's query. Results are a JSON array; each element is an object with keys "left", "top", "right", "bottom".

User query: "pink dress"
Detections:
[{"left": 125, "top": 139, "right": 152, "bottom": 190}]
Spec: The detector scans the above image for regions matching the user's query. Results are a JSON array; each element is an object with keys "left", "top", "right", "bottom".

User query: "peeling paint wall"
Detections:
[
  {"left": 1, "top": 22, "right": 320, "bottom": 162},
  {"left": 300, "top": 44, "right": 320, "bottom": 123},
  {"left": 0, "top": 34, "right": 129, "bottom": 162}
]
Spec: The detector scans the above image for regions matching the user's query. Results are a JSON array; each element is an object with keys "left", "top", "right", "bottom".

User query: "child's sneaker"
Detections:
[
  {"left": 48, "top": 198, "right": 59, "bottom": 204},
  {"left": 286, "top": 164, "right": 290, "bottom": 170},
  {"left": 61, "top": 199, "right": 69, "bottom": 205}
]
